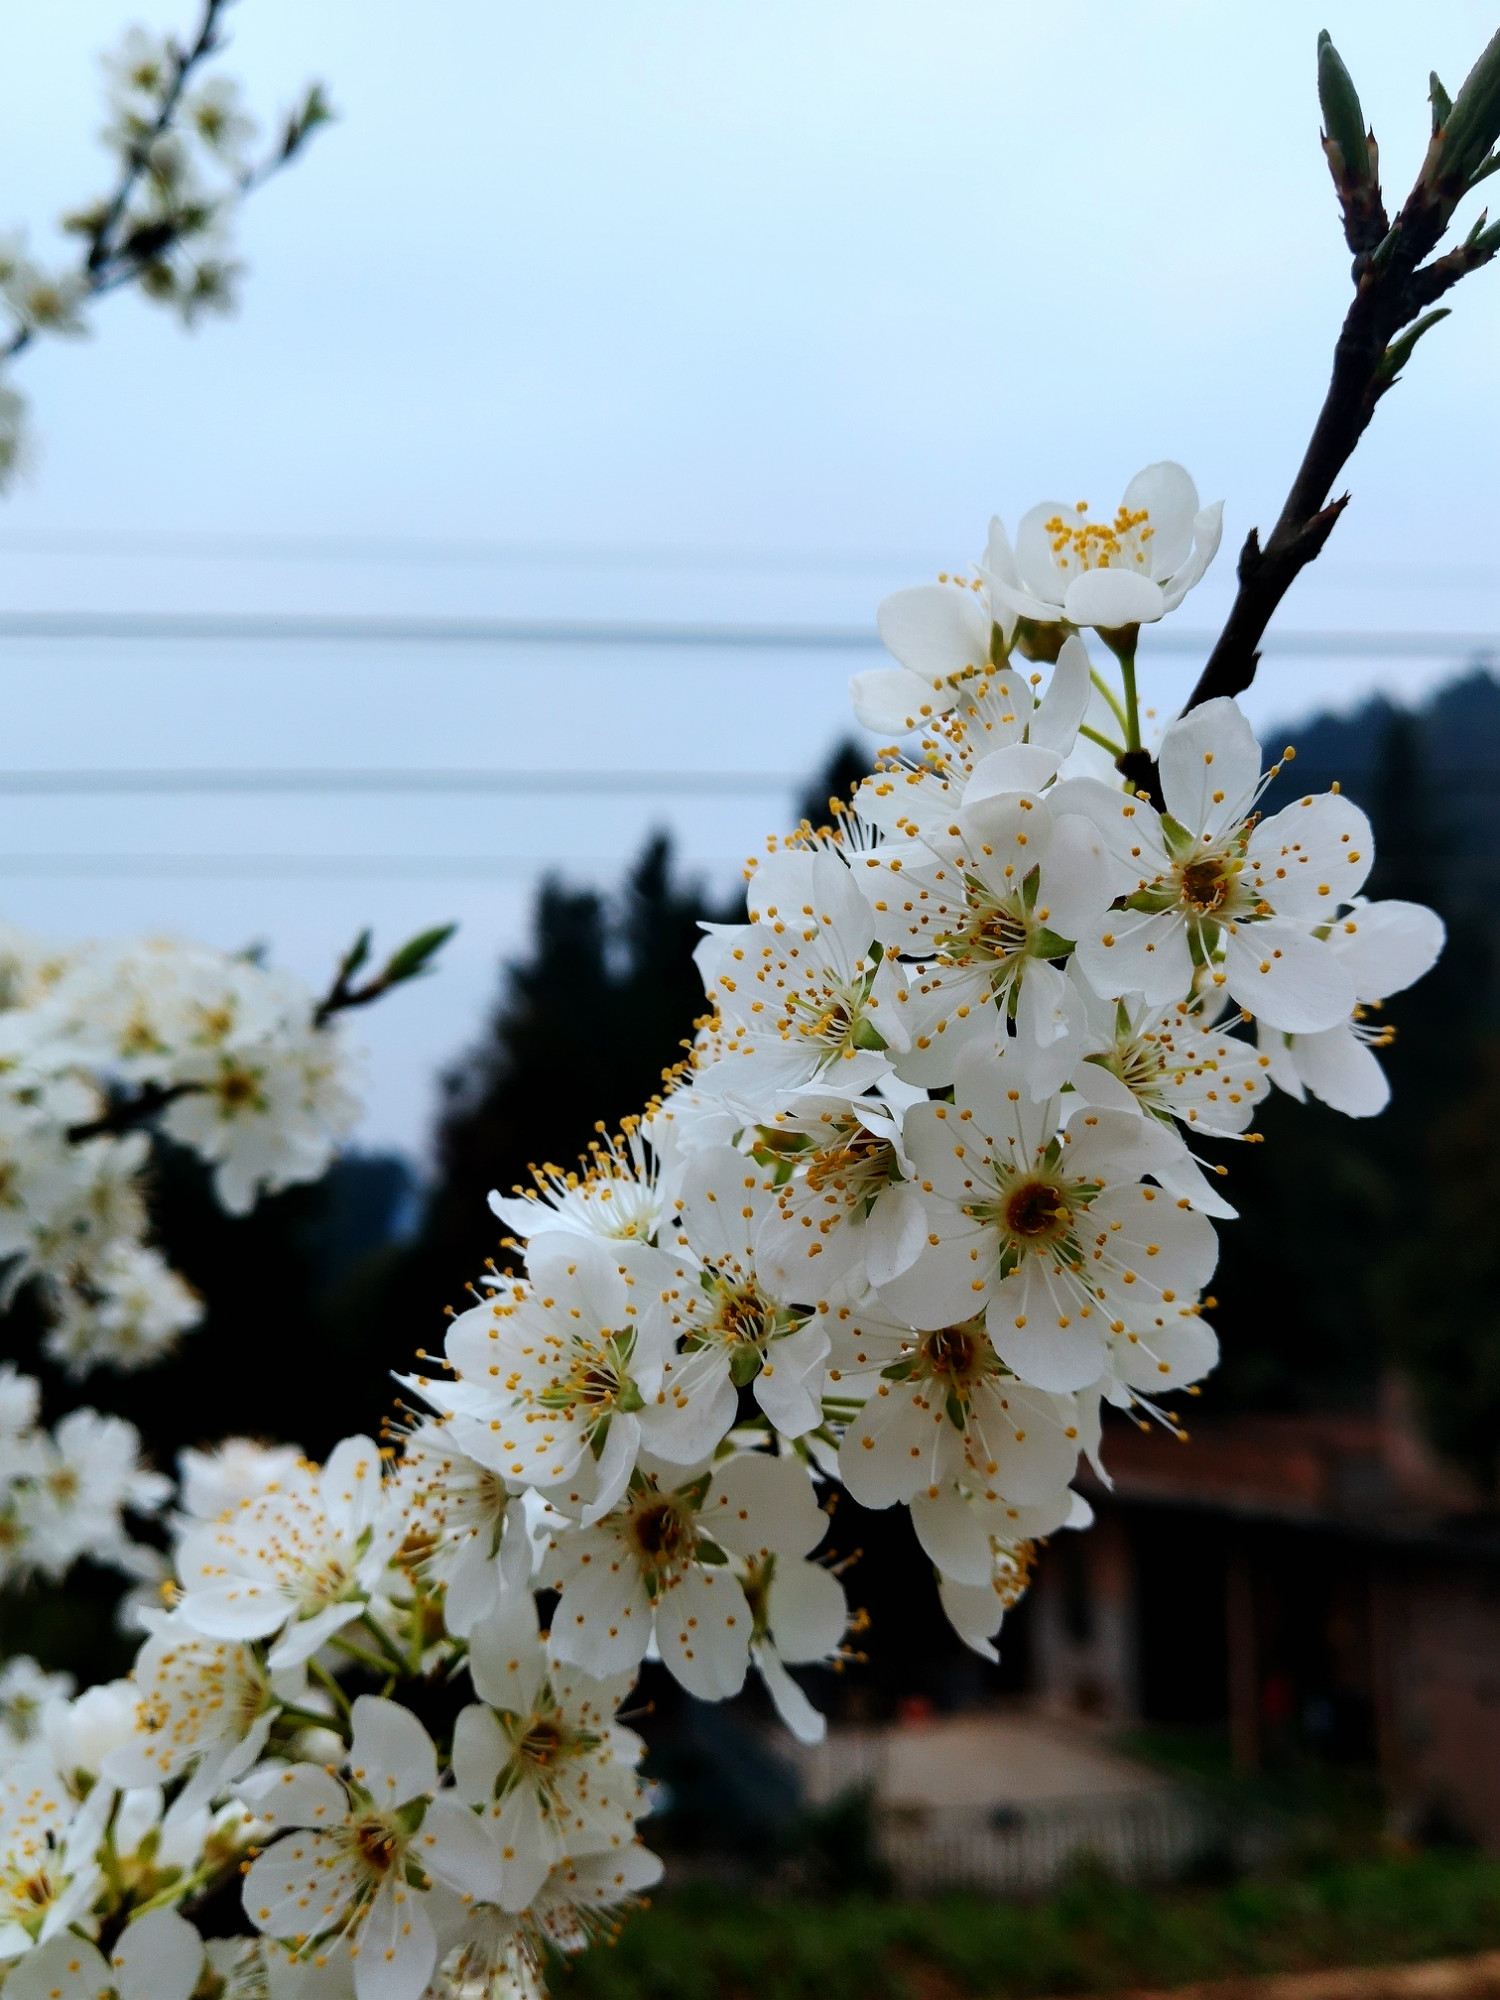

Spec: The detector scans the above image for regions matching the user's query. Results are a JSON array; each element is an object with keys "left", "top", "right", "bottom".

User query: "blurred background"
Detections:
[{"left": 10, "top": 3, "right": 1500, "bottom": 1990}]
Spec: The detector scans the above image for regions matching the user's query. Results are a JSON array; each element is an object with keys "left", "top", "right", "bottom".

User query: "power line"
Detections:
[
  {"left": 0, "top": 768, "right": 796, "bottom": 797},
  {"left": 0, "top": 528, "right": 927, "bottom": 575},
  {"left": 0, "top": 610, "right": 1492, "bottom": 656},
  {"left": 0, "top": 853, "right": 750, "bottom": 881}
]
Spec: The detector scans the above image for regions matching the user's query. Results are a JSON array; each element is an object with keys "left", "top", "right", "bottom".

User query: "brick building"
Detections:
[{"left": 1029, "top": 1384, "right": 1500, "bottom": 1843}]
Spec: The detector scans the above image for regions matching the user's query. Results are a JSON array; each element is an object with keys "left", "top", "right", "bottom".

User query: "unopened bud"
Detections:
[
  {"left": 1435, "top": 26, "right": 1500, "bottom": 188},
  {"left": 1318, "top": 31, "right": 1372, "bottom": 185}
]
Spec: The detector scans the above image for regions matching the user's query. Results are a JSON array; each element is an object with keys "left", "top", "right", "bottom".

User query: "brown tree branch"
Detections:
[
  {"left": 67, "top": 1079, "right": 202, "bottom": 1143},
  {"left": 1179, "top": 33, "right": 1500, "bottom": 720}
]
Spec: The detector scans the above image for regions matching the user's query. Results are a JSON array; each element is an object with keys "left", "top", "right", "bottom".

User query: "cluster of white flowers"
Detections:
[
  {"left": 0, "top": 928, "right": 358, "bottom": 1376},
  {"left": 0, "top": 1365, "right": 168, "bottom": 1594},
  {"left": 0, "top": 463, "right": 1444, "bottom": 2000}
]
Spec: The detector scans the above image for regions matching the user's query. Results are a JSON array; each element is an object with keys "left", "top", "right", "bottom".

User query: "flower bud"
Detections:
[
  {"left": 1433, "top": 26, "right": 1500, "bottom": 188},
  {"left": 1317, "top": 31, "right": 1372, "bottom": 185}
]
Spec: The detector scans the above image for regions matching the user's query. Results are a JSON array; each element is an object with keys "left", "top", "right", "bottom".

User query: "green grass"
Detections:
[{"left": 553, "top": 1854, "right": 1500, "bottom": 2000}]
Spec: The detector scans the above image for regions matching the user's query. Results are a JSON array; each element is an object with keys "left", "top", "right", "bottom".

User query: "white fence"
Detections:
[{"left": 875, "top": 1789, "right": 1238, "bottom": 1896}]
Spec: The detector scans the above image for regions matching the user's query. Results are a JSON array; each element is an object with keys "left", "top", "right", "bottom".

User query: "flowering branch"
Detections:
[
  {"left": 65, "top": 1079, "right": 201, "bottom": 1144},
  {"left": 0, "top": 0, "right": 333, "bottom": 480},
  {"left": 1185, "top": 27, "right": 1500, "bottom": 717},
  {"left": 313, "top": 923, "right": 457, "bottom": 1026}
]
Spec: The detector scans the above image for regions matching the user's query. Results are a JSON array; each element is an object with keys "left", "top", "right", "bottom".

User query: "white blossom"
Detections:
[
  {"left": 1054, "top": 699, "right": 1373, "bottom": 1031},
  {"left": 239, "top": 1697, "right": 500, "bottom": 2000},
  {"left": 984, "top": 462, "right": 1223, "bottom": 633},
  {"left": 875, "top": 1033, "right": 1219, "bottom": 1396},
  {"left": 1259, "top": 898, "right": 1445, "bottom": 1116},
  {"left": 451, "top": 1622, "right": 646, "bottom": 1912},
  {"left": 175, "top": 1437, "right": 399, "bottom": 1670}
]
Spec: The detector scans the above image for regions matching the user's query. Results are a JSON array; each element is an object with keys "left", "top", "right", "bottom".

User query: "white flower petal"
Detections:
[
  {"left": 1157, "top": 697, "right": 1262, "bottom": 840},
  {"left": 702, "top": 1452, "right": 826, "bottom": 1560},
  {"left": 467, "top": 1594, "right": 545, "bottom": 1714},
  {"left": 4, "top": 1937, "right": 114, "bottom": 2000},
  {"left": 752, "top": 1640, "right": 827, "bottom": 1744},
  {"left": 876, "top": 582, "right": 992, "bottom": 680},
  {"left": 1121, "top": 461, "right": 1200, "bottom": 574},
  {"left": 353, "top": 1871, "right": 436, "bottom": 2000},
  {"left": 348, "top": 1696, "right": 437, "bottom": 1812},
  {"left": 1329, "top": 899, "right": 1445, "bottom": 1000},
  {"left": 1292, "top": 1022, "right": 1391, "bottom": 1117},
  {"left": 767, "top": 1555, "right": 848, "bottom": 1662},
  {"left": 1074, "top": 905, "right": 1195, "bottom": 1007},
  {"left": 238, "top": 1761, "right": 349, "bottom": 1829},
  {"left": 910, "top": 1487, "right": 994, "bottom": 1585},
  {"left": 113, "top": 1906, "right": 204, "bottom": 2000},
  {"left": 1029, "top": 635, "right": 1092, "bottom": 756},
  {"left": 417, "top": 1794, "right": 503, "bottom": 1901},
  {"left": 1225, "top": 920, "right": 1356, "bottom": 1033},
  {"left": 1062, "top": 568, "right": 1165, "bottom": 629},
  {"left": 849, "top": 666, "right": 944, "bottom": 734},
  {"left": 653, "top": 1567, "right": 750, "bottom": 1700}
]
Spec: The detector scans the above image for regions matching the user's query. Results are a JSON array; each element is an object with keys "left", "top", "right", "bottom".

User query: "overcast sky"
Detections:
[{"left": 0, "top": 0, "right": 1496, "bottom": 1157}]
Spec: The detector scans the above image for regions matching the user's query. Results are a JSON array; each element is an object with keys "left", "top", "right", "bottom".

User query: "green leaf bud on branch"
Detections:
[
  {"left": 1375, "top": 304, "right": 1451, "bottom": 383},
  {"left": 1318, "top": 30, "right": 1372, "bottom": 183},
  {"left": 1431, "top": 26, "right": 1500, "bottom": 192}
]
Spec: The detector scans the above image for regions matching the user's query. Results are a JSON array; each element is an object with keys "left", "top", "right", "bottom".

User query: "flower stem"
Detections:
[
  {"left": 1120, "top": 654, "right": 1142, "bottom": 754},
  {"left": 278, "top": 1702, "right": 352, "bottom": 1743},
  {"left": 309, "top": 1658, "right": 353, "bottom": 1723},
  {"left": 1078, "top": 722, "right": 1126, "bottom": 757},
  {"left": 1089, "top": 668, "right": 1130, "bottom": 738}
]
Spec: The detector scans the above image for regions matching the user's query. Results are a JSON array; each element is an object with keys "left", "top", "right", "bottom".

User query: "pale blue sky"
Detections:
[{"left": 0, "top": 1, "right": 1495, "bottom": 1152}]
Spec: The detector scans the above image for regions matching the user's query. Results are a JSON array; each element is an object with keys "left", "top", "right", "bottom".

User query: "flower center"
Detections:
[
  {"left": 919, "top": 1320, "right": 994, "bottom": 1390},
  {"left": 935, "top": 882, "right": 1035, "bottom": 982},
  {"left": 631, "top": 1499, "right": 690, "bottom": 1565},
  {"left": 518, "top": 1719, "right": 566, "bottom": 1770},
  {"left": 802, "top": 1124, "right": 898, "bottom": 1203},
  {"left": 1044, "top": 502, "right": 1154, "bottom": 575},
  {"left": 351, "top": 1817, "right": 400, "bottom": 1878},
  {"left": 1003, "top": 1176, "right": 1072, "bottom": 1240},
  {"left": 1177, "top": 855, "right": 1233, "bottom": 915},
  {"left": 783, "top": 975, "right": 885, "bottom": 1063}
]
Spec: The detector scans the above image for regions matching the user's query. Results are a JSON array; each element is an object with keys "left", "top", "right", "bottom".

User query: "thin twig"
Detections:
[
  {"left": 1183, "top": 62, "right": 1500, "bottom": 717},
  {"left": 66, "top": 1079, "right": 201, "bottom": 1143}
]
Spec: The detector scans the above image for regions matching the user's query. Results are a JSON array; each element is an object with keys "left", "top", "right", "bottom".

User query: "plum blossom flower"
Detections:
[
  {"left": 14, "top": 1407, "right": 170, "bottom": 1584},
  {"left": 176, "top": 1438, "right": 306, "bottom": 1523},
  {"left": 489, "top": 1119, "right": 664, "bottom": 1247},
  {"left": 3, "top": 1907, "right": 205, "bottom": 2000},
  {"left": 643, "top": 1147, "right": 832, "bottom": 1459},
  {"left": 435, "top": 1233, "right": 676, "bottom": 1525},
  {"left": 0, "top": 1754, "right": 103, "bottom": 1964},
  {"left": 159, "top": 1016, "right": 359, "bottom": 1217},
  {"left": 723, "top": 1455, "right": 849, "bottom": 1744},
  {"left": 546, "top": 1451, "right": 825, "bottom": 1701},
  {"left": 694, "top": 847, "right": 907, "bottom": 1105},
  {"left": 238, "top": 1696, "right": 500, "bottom": 2000},
  {"left": 935, "top": 1501, "right": 1094, "bottom": 1662},
  {"left": 851, "top": 573, "right": 1005, "bottom": 736},
  {"left": 874, "top": 1035, "right": 1219, "bottom": 1396},
  {"left": 1259, "top": 897, "right": 1445, "bottom": 1116},
  {"left": 388, "top": 1423, "right": 539, "bottom": 1639},
  {"left": 101, "top": 1620, "right": 291, "bottom": 1811},
  {"left": 451, "top": 1617, "right": 646, "bottom": 1913},
  {"left": 1054, "top": 698, "right": 1374, "bottom": 1031},
  {"left": 831, "top": 1301, "right": 1088, "bottom": 1511},
  {"left": 750, "top": 1084, "right": 928, "bottom": 1296},
  {"left": 984, "top": 462, "right": 1223, "bottom": 633},
  {"left": 42, "top": 1239, "right": 202, "bottom": 1378},
  {"left": 175, "top": 1437, "right": 399, "bottom": 1670},
  {"left": 0, "top": 1658, "right": 72, "bottom": 1752},
  {"left": 853, "top": 740, "right": 1113, "bottom": 1089}
]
